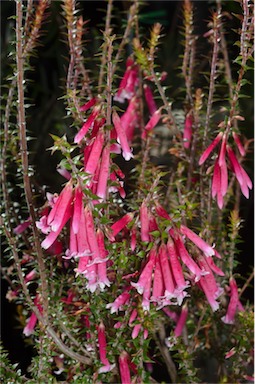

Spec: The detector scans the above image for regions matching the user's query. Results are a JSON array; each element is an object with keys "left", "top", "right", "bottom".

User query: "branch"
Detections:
[{"left": 16, "top": 0, "right": 49, "bottom": 316}]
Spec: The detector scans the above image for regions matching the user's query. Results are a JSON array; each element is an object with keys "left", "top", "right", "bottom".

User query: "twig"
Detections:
[
  {"left": 154, "top": 323, "right": 177, "bottom": 383},
  {"left": 16, "top": 0, "right": 49, "bottom": 316},
  {"left": 2, "top": 220, "right": 92, "bottom": 366},
  {"left": 112, "top": 2, "right": 137, "bottom": 76},
  {"left": 98, "top": 0, "right": 113, "bottom": 92},
  {"left": 203, "top": 9, "right": 221, "bottom": 145},
  {"left": 239, "top": 269, "right": 254, "bottom": 299}
]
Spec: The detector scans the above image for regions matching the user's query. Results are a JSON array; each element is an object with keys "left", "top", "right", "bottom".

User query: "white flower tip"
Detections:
[
  {"left": 23, "top": 327, "right": 33, "bottom": 337},
  {"left": 221, "top": 316, "right": 234, "bottom": 324},
  {"left": 123, "top": 151, "right": 134, "bottom": 161},
  {"left": 98, "top": 363, "right": 116, "bottom": 373}
]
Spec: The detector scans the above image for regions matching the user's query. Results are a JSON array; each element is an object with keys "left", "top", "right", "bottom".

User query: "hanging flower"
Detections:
[
  {"left": 174, "top": 303, "right": 188, "bottom": 337},
  {"left": 143, "top": 84, "right": 157, "bottom": 116},
  {"left": 112, "top": 110, "right": 133, "bottom": 161},
  {"left": 183, "top": 112, "right": 193, "bottom": 149},
  {"left": 118, "top": 351, "right": 132, "bottom": 384},
  {"left": 114, "top": 57, "right": 139, "bottom": 103},
  {"left": 97, "top": 321, "right": 115, "bottom": 373},
  {"left": 221, "top": 277, "right": 244, "bottom": 324},
  {"left": 23, "top": 295, "right": 43, "bottom": 337}
]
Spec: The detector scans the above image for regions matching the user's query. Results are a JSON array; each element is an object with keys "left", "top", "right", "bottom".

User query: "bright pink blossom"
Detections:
[
  {"left": 232, "top": 132, "right": 246, "bottom": 156},
  {"left": 106, "top": 289, "right": 131, "bottom": 314},
  {"left": 140, "top": 202, "right": 150, "bottom": 242},
  {"left": 120, "top": 96, "right": 138, "bottom": 143},
  {"left": 112, "top": 110, "right": 133, "bottom": 161},
  {"left": 142, "top": 109, "right": 161, "bottom": 139},
  {"left": 23, "top": 295, "right": 43, "bottom": 337},
  {"left": 151, "top": 253, "right": 164, "bottom": 303},
  {"left": 171, "top": 232, "right": 204, "bottom": 282},
  {"left": 47, "top": 181, "right": 73, "bottom": 232},
  {"left": 174, "top": 304, "right": 188, "bottom": 337},
  {"left": 159, "top": 243, "right": 175, "bottom": 300},
  {"left": 180, "top": 225, "right": 215, "bottom": 257},
  {"left": 41, "top": 201, "right": 72, "bottom": 250},
  {"left": 14, "top": 217, "right": 31, "bottom": 234},
  {"left": 199, "top": 132, "right": 223, "bottom": 165},
  {"left": 167, "top": 238, "right": 189, "bottom": 305},
  {"left": 110, "top": 212, "right": 134, "bottom": 238},
  {"left": 74, "top": 105, "right": 101, "bottom": 144},
  {"left": 97, "top": 321, "right": 115, "bottom": 373},
  {"left": 221, "top": 277, "right": 244, "bottom": 324},
  {"left": 72, "top": 185, "right": 83, "bottom": 234},
  {"left": 96, "top": 229, "right": 111, "bottom": 290},
  {"left": 196, "top": 255, "right": 223, "bottom": 312},
  {"left": 227, "top": 145, "right": 252, "bottom": 198},
  {"left": 85, "top": 131, "right": 105, "bottom": 175},
  {"left": 183, "top": 113, "right": 193, "bottom": 149},
  {"left": 114, "top": 57, "right": 138, "bottom": 103},
  {"left": 118, "top": 351, "right": 131, "bottom": 384},
  {"left": 211, "top": 159, "right": 224, "bottom": 209},
  {"left": 24, "top": 269, "right": 37, "bottom": 284},
  {"left": 144, "top": 84, "right": 157, "bottom": 115},
  {"left": 57, "top": 167, "right": 71, "bottom": 180},
  {"left": 80, "top": 97, "right": 97, "bottom": 112},
  {"left": 131, "top": 247, "right": 156, "bottom": 295},
  {"left": 96, "top": 145, "right": 110, "bottom": 199}
]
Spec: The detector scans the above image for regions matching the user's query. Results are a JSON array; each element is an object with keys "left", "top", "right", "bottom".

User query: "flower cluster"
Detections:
[
  {"left": 106, "top": 201, "right": 224, "bottom": 342},
  {"left": 199, "top": 131, "right": 252, "bottom": 208}
]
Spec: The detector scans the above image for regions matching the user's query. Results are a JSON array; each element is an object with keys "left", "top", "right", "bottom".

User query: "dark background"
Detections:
[{"left": 1, "top": 1, "right": 253, "bottom": 381}]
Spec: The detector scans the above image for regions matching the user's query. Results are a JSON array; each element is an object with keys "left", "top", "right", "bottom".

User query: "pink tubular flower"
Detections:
[
  {"left": 221, "top": 277, "right": 244, "bottom": 324},
  {"left": 106, "top": 289, "right": 131, "bottom": 314},
  {"left": 110, "top": 212, "right": 134, "bottom": 238},
  {"left": 96, "top": 145, "right": 110, "bottom": 199},
  {"left": 227, "top": 145, "right": 252, "bottom": 198},
  {"left": 199, "top": 131, "right": 223, "bottom": 165},
  {"left": 159, "top": 243, "right": 175, "bottom": 300},
  {"left": 72, "top": 185, "right": 83, "bottom": 234},
  {"left": 144, "top": 84, "right": 157, "bottom": 115},
  {"left": 155, "top": 203, "right": 171, "bottom": 220},
  {"left": 47, "top": 181, "right": 73, "bottom": 233},
  {"left": 24, "top": 269, "right": 37, "bottom": 284},
  {"left": 142, "top": 109, "right": 161, "bottom": 140},
  {"left": 174, "top": 304, "right": 188, "bottom": 337},
  {"left": 80, "top": 97, "right": 97, "bottom": 112},
  {"left": 196, "top": 255, "right": 223, "bottom": 312},
  {"left": 96, "top": 229, "right": 111, "bottom": 290},
  {"left": 119, "top": 351, "right": 131, "bottom": 384},
  {"left": 171, "top": 233, "right": 204, "bottom": 282},
  {"left": 74, "top": 105, "right": 101, "bottom": 144},
  {"left": 211, "top": 159, "right": 224, "bottom": 209},
  {"left": 151, "top": 253, "right": 164, "bottom": 303},
  {"left": 57, "top": 167, "right": 71, "bottom": 180},
  {"left": 41, "top": 202, "right": 72, "bottom": 250},
  {"left": 84, "top": 206, "right": 102, "bottom": 291},
  {"left": 180, "top": 225, "right": 215, "bottom": 257},
  {"left": 112, "top": 110, "right": 133, "bottom": 161},
  {"left": 23, "top": 295, "right": 43, "bottom": 337},
  {"left": 14, "top": 217, "right": 31, "bottom": 234},
  {"left": 121, "top": 96, "right": 138, "bottom": 143},
  {"left": 131, "top": 247, "right": 156, "bottom": 295},
  {"left": 97, "top": 321, "right": 115, "bottom": 373},
  {"left": 114, "top": 57, "right": 138, "bottom": 103},
  {"left": 232, "top": 132, "right": 245, "bottom": 156},
  {"left": 140, "top": 202, "right": 150, "bottom": 242},
  {"left": 167, "top": 238, "right": 189, "bottom": 305},
  {"left": 183, "top": 113, "right": 193, "bottom": 149},
  {"left": 85, "top": 130, "right": 105, "bottom": 175}
]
